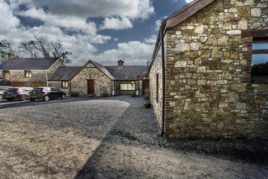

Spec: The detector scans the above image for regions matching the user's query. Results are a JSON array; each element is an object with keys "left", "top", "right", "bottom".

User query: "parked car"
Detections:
[
  {"left": 0, "top": 78, "right": 11, "bottom": 86},
  {"left": 3, "top": 87, "right": 33, "bottom": 101},
  {"left": 0, "top": 86, "right": 12, "bottom": 100},
  {"left": 30, "top": 87, "right": 66, "bottom": 102}
]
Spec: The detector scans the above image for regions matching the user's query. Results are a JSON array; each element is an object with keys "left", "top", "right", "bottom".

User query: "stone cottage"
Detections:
[
  {"left": 0, "top": 57, "right": 148, "bottom": 96},
  {"left": 49, "top": 59, "right": 148, "bottom": 96},
  {"left": 49, "top": 60, "right": 114, "bottom": 96},
  {"left": 0, "top": 58, "right": 62, "bottom": 87},
  {"left": 149, "top": 0, "right": 268, "bottom": 139}
]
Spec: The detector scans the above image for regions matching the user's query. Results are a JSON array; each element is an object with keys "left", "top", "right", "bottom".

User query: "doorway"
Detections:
[{"left": 87, "top": 80, "right": 95, "bottom": 95}]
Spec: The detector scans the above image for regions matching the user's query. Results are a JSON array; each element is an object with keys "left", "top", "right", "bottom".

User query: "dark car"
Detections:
[
  {"left": 3, "top": 87, "right": 33, "bottom": 101},
  {"left": 0, "top": 78, "right": 11, "bottom": 86},
  {"left": 30, "top": 87, "right": 66, "bottom": 102},
  {"left": 0, "top": 86, "right": 12, "bottom": 100}
]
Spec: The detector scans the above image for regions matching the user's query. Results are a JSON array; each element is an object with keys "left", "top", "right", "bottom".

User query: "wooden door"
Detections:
[
  {"left": 143, "top": 79, "right": 149, "bottom": 95},
  {"left": 87, "top": 80, "right": 95, "bottom": 95}
]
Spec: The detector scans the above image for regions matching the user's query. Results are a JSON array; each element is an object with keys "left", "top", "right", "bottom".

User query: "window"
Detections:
[
  {"left": 24, "top": 70, "right": 32, "bottom": 78},
  {"left": 61, "top": 81, "right": 69, "bottom": 89},
  {"left": 251, "top": 37, "right": 268, "bottom": 77},
  {"left": 3, "top": 70, "right": 10, "bottom": 80},
  {"left": 120, "top": 83, "right": 135, "bottom": 91},
  {"left": 156, "top": 73, "right": 159, "bottom": 103}
]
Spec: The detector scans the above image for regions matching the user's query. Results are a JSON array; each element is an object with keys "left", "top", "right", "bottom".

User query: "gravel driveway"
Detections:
[{"left": 0, "top": 96, "right": 267, "bottom": 178}]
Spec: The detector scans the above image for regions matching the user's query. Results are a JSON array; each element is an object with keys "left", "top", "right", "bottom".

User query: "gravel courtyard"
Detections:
[{"left": 0, "top": 96, "right": 267, "bottom": 178}]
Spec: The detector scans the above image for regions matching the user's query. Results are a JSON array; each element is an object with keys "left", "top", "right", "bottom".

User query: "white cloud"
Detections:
[
  {"left": 100, "top": 17, "right": 133, "bottom": 30},
  {"left": 185, "top": 0, "right": 194, "bottom": 3},
  {"left": 0, "top": 1, "right": 112, "bottom": 65},
  {"left": 17, "top": 8, "right": 97, "bottom": 35},
  {"left": 0, "top": 0, "right": 20, "bottom": 33},
  {"left": 10, "top": 0, "right": 154, "bottom": 20},
  {"left": 1, "top": 0, "right": 155, "bottom": 65},
  {"left": 93, "top": 41, "right": 154, "bottom": 65}
]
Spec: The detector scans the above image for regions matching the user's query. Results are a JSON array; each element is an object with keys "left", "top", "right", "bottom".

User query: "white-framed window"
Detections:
[
  {"left": 24, "top": 70, "right": 32, "bottom": 78},
  {"left": 120, "top": 83, "right": 135, "bottom": 91},
  {"left": 62, "top": 81, "right": 69, "bottom": 89}
]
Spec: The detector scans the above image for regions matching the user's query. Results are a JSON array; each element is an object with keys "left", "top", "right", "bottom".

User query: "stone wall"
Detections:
[
  {"left": 6, "top": 70, "right": 47, "bottom": 86},
  {"left": 2, "top": 59, "right": 63, "bottom": 87},
  {"left": 149, "top": 45, "right": 163, "bottom": 128},
  {"left": 71, "top": 67, "right": 113, "bottom": 96},
  {"left": 163, "top": 0, "right": 268, "bottom": 138}
]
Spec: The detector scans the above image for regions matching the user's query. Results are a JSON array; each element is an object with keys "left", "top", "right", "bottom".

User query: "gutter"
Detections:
[{"left": 160, "top": 21, "right": 166, "bottom": 137}]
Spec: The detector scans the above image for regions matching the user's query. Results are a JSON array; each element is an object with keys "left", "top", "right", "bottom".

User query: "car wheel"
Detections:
[
  {"left": 61, "top": 94, "right": 66, "bottom": 99},
  {"left": 44, "top": 96, "right": 50, "bottom": 102},
  {"left": 30, "top": 98, "right": 35, "bottom": 102}
]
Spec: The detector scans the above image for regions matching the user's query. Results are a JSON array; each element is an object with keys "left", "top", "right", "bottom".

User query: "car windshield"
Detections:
[
  {"left": 32, "top": 88, "right": 43, "bottom": 92},
  {"left": 7, "top": 88, "right": 18, "bottom": 92}
]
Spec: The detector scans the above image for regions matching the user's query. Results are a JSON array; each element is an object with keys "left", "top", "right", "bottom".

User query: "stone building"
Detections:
[
  {"left": 106, "top": 60, "right": 148, "bottom": 96},
  {"left": 49, "top": 60, "right": 114, "bottom": 96},
  {"left": 49, "top": 60, "right": 148, "bottom": 96},
  {"left": 149, "top": 0, "right": 268, "bottom": 139},
  {"left": 0, "top": 57, "right": 148, "bottom": 96},
  {"left": 0, "top": 58, "right": 62, "bottom": 87}
]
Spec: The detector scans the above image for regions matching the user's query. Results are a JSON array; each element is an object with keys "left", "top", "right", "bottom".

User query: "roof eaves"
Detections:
[{"left": 165, "top": 0, "right": 215, "bottom": 30}]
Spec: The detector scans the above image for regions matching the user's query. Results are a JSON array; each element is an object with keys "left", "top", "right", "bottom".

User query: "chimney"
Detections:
[{"left": 118, "top": 59, "right": 124, "bottom": 67}]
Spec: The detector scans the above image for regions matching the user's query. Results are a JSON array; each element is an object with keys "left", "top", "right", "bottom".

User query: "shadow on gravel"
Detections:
[
  {"left": 75, "top": 97, "right": 161, "bottom": 178},
  {"left": 165, "top": 138, "right": 268, "bottom": 165},
  {"left": 75, "top": 97, "right": 268, "bottom": 178}
]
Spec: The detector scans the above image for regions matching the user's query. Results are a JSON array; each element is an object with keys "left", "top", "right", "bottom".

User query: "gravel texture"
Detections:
[{"left": 0, "top": 96, "right": 267, "bottom": 178}]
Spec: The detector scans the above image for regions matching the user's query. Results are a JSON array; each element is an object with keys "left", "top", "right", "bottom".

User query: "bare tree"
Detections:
[
  {"left": 19, "top": 41, "right": 37, "bottom": 58},
  {"left": 50, "top": 41, "right": 72, "bottom": 63},
  {"left": 19, "top": 36, "right": 71, "bottom": 63}
]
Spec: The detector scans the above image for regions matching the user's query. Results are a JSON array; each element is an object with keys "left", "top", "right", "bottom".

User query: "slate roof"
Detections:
[
  {"left": 0, "top": 58, "right": 58, "bottom": 70},
  {"left": 105, "top": 66, "right": 148, "bottom": 80},
  {"left": 49, "top": 66, "right": 82, "bottom": 81}
]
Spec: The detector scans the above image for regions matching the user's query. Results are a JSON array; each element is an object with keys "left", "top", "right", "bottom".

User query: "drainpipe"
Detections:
[{"left": 161, "top": 21, "right": 166, "bottom": 137}]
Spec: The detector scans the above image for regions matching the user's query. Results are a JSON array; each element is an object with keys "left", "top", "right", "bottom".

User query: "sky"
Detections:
[{"left": 0, "top": 0, "right": 193, "bottom": 66}]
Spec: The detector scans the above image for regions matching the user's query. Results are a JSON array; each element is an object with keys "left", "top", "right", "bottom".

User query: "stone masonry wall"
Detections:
[
  {"left": 71, "top": 67, "right": 113, "bottom": 96},
  {"left": 6, "top": 70, "right": 47, "bottom": 86},
  {"left": 149, "top": 45, "right": 163, "bottom": 128},
  {"left": 165, "top": 0, "right": 268, "bottom": 139},
  {"left": 2, "top": 59, "right": 63, "bottom": 87}
]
